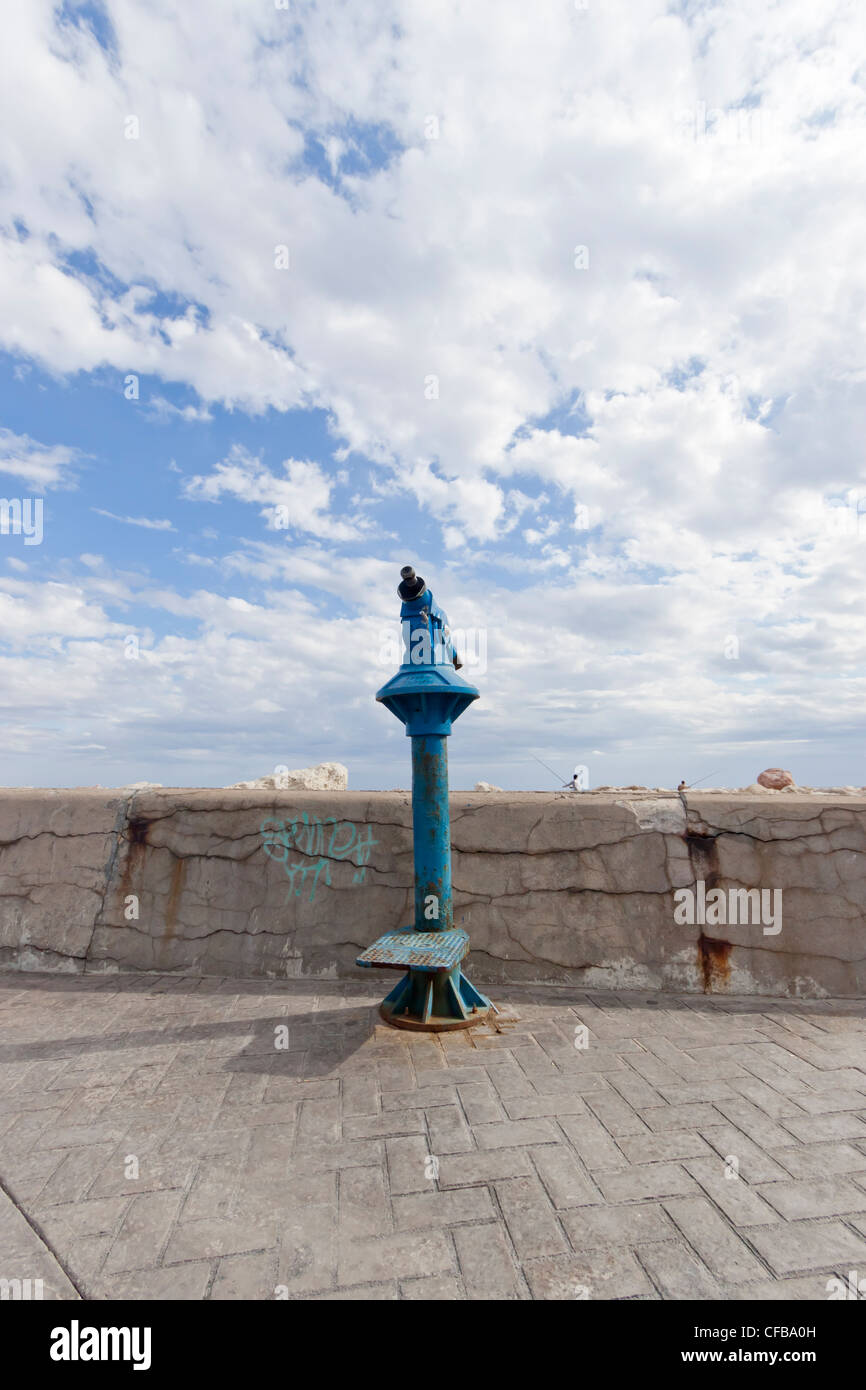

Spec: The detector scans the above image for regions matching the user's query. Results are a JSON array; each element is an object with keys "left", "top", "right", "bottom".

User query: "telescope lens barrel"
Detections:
[{"left": 397, "top": 565, "right": 426, "bottom": 601}]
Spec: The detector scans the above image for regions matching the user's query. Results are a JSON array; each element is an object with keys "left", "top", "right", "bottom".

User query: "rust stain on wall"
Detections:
[
  {"left": 120, "top": 818, "right": 150, "bottom": 898},
  {"left": 164, "top": 857, "right": 186, "bottom": 941},
  {"left": 128, "top": 819, "right": 150, "bottom": 845},
  {"left": 698, "top": 934, "right": 732, "bottom": 992}
]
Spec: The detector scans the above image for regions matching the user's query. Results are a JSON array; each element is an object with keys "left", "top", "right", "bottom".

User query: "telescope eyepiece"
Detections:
[{"left": 397, "top": 565, "right": 426, "bottom": 601}]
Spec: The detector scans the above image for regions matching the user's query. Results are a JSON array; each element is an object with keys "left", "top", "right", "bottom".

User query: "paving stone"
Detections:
[
  {"left": 639, "top": 1104, "right": 721, "bottom": 1132},
  {"left": 698, "top": 1124, "right": 790, "bottom": 1182},
  {"left": 719, "top": 1273, "right": 843, "bottom": 1300},
  {"left": 339, "top": 1165, "right": 392, "bottom": 1238},
  {"left": 731, "top": 1051, "right": 809, "bottom": 1097},
  {"left": 36, "top": 1196, "right": 129, "bottom": 1243},
  {"left": 375, "top": 1057, "right": 415, "bottom": 1093},
  {"left": 277, "top": 1205, "right": 338, "bottom": 1294},
  {"left": 381, "top": 1086, "right": 455, "bottom": 1112},
  {"left": 522, "top": 1070, "right": 609, "bottom": 1096},
  {"left": 558, "top": 1113, "right": 627, "bottom": 1169},
  {"left": 246, "top": 1123, "right": 295, "bottom": 1165},
  {"left": 596, "top": 1163, "right": 698, "bottom": 1203},
  {"left": 474, "top": 1118, "right": 560, "bottom": 1150},
  {"left": 662, "top": 1195, "right": 767, "bottom": 1282},
  {"left": 811, "top": 1068, "right": 866, "bottom": 1089},
  {"left": 713, "top": 1097, "right": 803, "bottom": 1149},
  {"left": 35, "top": 1121, "right": 128, "bottom": 1151},
  {"left": 340, "top": 1076, "right": 380, "bottom": 1117},
  {"left": 746, "top": 1220, "right": 866, "bottom": 1275},
  {"left": 502, "top": 1093, "right": 588, "bottom": 1120},
  {"left": 635, "top": 1240, "right": 721, "bottom": 1298},
  {"left": 426, "top": 1105, "right": 474, "bottom": 1154},
  {"left": 586, "top": 1092, "right": 650, "bottom": 1137},
  {"left": 743, "top": 1042, "right": 825, "bottom": 1086},
  {"left": 772, "top": 1142, "right": 866, "bottom": 1179},
  {"left": 386, "top": 1136, "right": 431, "bottom": 1194},
  {"left": 289, "top": 1139, "right": 383, "bottom": 1174},
  {"left": 230, "top": 1102, "right": 299, "bottom": 1132},
  {"left": 400, "top": 1273, "right": 462, "bottom": 1299},
  {"left": 262, "top": 1077, "right": 339, "bottom": 1105},
  {"left": 294, "top": 1098, "right": 341, "bottom": 1150},
  {"left": 427, "top": 1066, "right": 486, "bottom": 1096},
  {"left": 452, "top": 1222, "right": 523, "bottom": 1299},
  {"left": 626, "top": 1053, "right": 686, "bottom": 1088},
  {"left": 103, "top": 1190, "right": 183, "bottom": 1273},
  {"left": 683, "top": 1156, "right": 781, "bottom": 1226},
  {"left": 786, "top": 1089, "right": 866, "bottom": 1115},
  {"left": 524, "top": 1247, "right": 653, "bottom": 1300},
  {"left": 342, "top": 1111, "right": 426, "bottom": 1140},
  {"left": 158, "top": 1126, "right": 247, "bottom": 1161},
  {"left": 755, "top": 1177, "right": 866, "bottom": 1220},
  {"left": 727, "top": 1077, "right": 804, "bottom": 1118},
  {"left": 211, "top": 1251, "right": 279, "bottom": 1300},
  {"left": 436, "top": 1149, "right": 534, "bottom": 1187},
  {"left": 606, "top": 1071, "right": 665, "bottom": 1109},
  {"left": 559, "top": 1202, "right": 675, "bottom": 1249},
  {"left": 781, "top": 1112, "right": 866, "bottom": 1143},
  {"left": 617, "top": 1131, "right": 712, "bottom": 1164},
  {"left": 656, "top": 1081, "right": 738, "bottom": 1104},
  {"left": 338, "top": 1229, "right": 454, "bottom": 1285},
  {"left": 308, "top": 1281, "right": 399, "bottom": 1300},
  {"left": 530, "top": 1144, "right": 601, "bottom": 1208},
  {"left": 480, "top": 1071, "right": 539, "bottom": 1104},
  {"left": 31, "top": 1143, "right": 115, "bottom": 1205},
  {"left": 392, "top": 1186, "right": 495, "bottom": 1230},
  {"left": 456, "top": 1082, "right": 506, "bottom": 1125},
  {"left": 109, "top": 1261, "right": 214, "bottom": 1299},
  {"left": 495, "top": 1175, "right": 568, "bottom": 1259},
  {"left": 180, "top": 1158, "right": 240, "bottom": 1223},
  {"left": 642, "top": 1036, "right": 709, "bottom": 1078},
  {"left": 87, "top": 1155, "right": 194, "bottom": 1200},
  {"left": 550, "top": 1046, "right": 627, "bottom": 1075},
  {"left": 162, "top": 1215, "right": 276, "bottom": 1265}
]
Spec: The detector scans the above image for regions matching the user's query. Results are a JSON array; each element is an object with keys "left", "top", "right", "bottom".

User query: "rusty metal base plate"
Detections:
[
  {"left": 356, "top": 928, "right": 470, "bottom": 973},
  {"left": 379, "top": 998, "right": 490, "bottom": 1032},
  {"left": 377, "top": 962, "right": 496, "bottom": 1032}
]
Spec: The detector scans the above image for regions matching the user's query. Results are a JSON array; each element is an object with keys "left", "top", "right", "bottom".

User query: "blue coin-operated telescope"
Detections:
[{"left": 356, "top": 566, "right": 496, "bottom": 1030}]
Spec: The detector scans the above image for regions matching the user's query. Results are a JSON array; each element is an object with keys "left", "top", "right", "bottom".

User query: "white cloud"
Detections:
[
  {"left": 183, "top": 445, "right": 366, "bottom": 541},
  {"left": 92, "top": 509, "right": 175, "bottom": 531},
  {"left": 0, "top": 427, "right": 82, "bottom": 489},
  {"left": 148, "top": 396, "right": 214, "bottom": 423}
]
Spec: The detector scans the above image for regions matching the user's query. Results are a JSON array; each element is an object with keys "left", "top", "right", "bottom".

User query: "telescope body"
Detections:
[{"left": 355, "top": 569, "right": 495, "bottom": 1030}]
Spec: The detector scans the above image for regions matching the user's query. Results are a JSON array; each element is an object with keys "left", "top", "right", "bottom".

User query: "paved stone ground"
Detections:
[{"left": 2, "top": 972, "right": 866, "bottom": 1301}]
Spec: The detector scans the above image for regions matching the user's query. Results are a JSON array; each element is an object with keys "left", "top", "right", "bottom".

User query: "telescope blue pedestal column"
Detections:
[
  {"left": 356, "top": 567, "right": 495, "bottom": 1032},
  {"left": 411, "top": 736, "right": 452, "bottom": 930}
]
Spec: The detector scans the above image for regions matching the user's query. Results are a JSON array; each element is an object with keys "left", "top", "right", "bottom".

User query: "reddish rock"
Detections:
[{"left": 757, "top": 767, "right": 794, "bottom": 790}]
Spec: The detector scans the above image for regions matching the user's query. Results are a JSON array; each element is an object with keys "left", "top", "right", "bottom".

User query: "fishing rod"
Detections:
[
  {"left": 532, "top": 754, "right": 574, "bottom": 788},
  {"left": 679, "top": 769, "right": 721, "bottom": 790}
]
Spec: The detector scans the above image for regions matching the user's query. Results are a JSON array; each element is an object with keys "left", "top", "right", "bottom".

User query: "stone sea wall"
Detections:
[{"left": 0, "top": 788, "right": 863, "bottom": 997}]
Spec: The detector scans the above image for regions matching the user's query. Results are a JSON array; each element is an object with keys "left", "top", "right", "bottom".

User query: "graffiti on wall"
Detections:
[{"left": 260, "top": 814, "right": 377, "bottom": 904}]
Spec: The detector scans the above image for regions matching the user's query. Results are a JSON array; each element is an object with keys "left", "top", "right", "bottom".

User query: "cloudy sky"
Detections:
[{"left": 0, "top": 0, "right": 863, "bottom": 790}]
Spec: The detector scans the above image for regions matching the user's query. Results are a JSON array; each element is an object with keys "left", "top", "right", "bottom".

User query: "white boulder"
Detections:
[{"left": 227, "top": 761, "right": 348, "bottom": 791}]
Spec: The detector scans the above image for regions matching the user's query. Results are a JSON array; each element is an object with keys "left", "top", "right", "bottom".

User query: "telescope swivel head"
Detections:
[{"left": 396, "top": 564, "right": 461, "bottom": 669}]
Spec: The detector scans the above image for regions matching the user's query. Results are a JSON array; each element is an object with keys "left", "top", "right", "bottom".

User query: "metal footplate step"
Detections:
[{"left": 356, "top": 928, "right": 470, "bottom": 973}]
